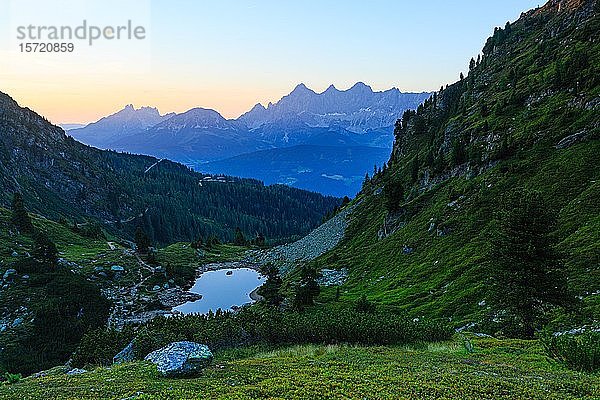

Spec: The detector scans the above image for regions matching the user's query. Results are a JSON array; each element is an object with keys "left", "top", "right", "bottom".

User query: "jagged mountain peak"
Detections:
[
  {"left": 151, "top": 107, "right": 243, "bottom": 133},
  {"left": 249, "top": 103, "right": 267, "bottom": 112},
  {"left": 324, "top": 84, "right": 338, "bottom": 93},
  {"left": 348, "top": 81, "right": 373, "bottom": 93},
  {"left": 113, "top": 104, "right": 163, "bottom": 117},
  {"left": 291, "top": 82, "right": 313, "bottom": 94},
  {"left": 69, "top": 103, "right": 175, "bottom": 148},
  {"left": 238, "top": 82, "right": 431, "bottom": 132}
]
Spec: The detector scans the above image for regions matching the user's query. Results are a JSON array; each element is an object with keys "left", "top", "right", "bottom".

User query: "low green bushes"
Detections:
[
  {"left": 0, "top": 271, "right": 111, "bottom": 375},
  {"left": 544, "top": 331, "right": 600, "bottom": 372},
  {"left": 71, "top": 328, "right": 133, "bottom": 367},
  {"left": 73, "top": 307, "right": 452, "bottom": 368}
]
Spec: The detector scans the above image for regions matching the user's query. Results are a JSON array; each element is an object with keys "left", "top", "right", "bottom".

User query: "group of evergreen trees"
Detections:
[
  {"left": 116, "top": 176, "right": 341, "bottom": 246},
  {"left": 3, "top": 193, "right": 109, "bottom": 374},
  {"left": 11, "top": 193, "right": 57, "bottom": 266}
]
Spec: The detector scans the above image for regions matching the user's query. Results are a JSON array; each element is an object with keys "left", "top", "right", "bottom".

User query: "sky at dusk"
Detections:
[{"left": 0, "top": 0, "right": 542, "bottom": 124}]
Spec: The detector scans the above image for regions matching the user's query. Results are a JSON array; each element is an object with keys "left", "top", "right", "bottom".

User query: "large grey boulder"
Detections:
[{"left": 144, "top": 341, "right": 213, "bottom": 377}]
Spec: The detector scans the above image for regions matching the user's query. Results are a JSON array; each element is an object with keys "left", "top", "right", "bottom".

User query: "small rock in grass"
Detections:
[
  {"left": 66, "top": 368, "right": 87, "bottom": 376},
  {"left": 3, "top": 269, "right": 17, "bottom": 280}
]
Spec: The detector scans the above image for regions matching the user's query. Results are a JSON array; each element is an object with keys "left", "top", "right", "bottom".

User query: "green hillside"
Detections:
[
  {"left": 0, "top": 92, "right": 341, "bottom": 245},
  {"left": 309, "top": 0, "right": 599, "bottom": 327}
]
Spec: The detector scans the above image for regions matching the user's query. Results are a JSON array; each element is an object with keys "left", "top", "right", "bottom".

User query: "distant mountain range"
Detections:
[
  {"left": 69, "top": 83, "right": 430, "bottom": 196},
  {"left": 106, "top": 108, "right": 267, "bottom": 163},
  {"left": 59, "top": 123, "right": 86, "bottom": 130}
]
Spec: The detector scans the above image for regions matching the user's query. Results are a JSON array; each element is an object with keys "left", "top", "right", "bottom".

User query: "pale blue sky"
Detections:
[{"left": 0, "top": 0, "right": 542, "bottom": 122}]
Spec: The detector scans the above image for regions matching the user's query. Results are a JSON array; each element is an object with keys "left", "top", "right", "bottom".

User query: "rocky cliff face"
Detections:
[{"left": 0, "top": 92, "right": 105, "bottom": 218}]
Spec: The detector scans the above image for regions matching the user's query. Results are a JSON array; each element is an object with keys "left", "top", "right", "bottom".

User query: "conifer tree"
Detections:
[
  {"left": 488, "top": 190, "right": 572, "bottom": 338},
  {"left": 254, "top": 232, "right": 266, "bottom": 247},
  {"left": 361, "top": 173, "right": 371, "bottom": 192},
  {"left": 135, "top": 226, "right": 151, "bottom": 254},
  {"left": 293, "top": 264, "right": 320, "bottom": 309},
  {"left": 411, "top": 155, "right": 420, "bottom": 183},
  {"left": 258, "top": 263, "right": 283, "bottom": 306},
  {"left": 234, "top": 227, "right": 247, "bottom": 246},
  {"left": 33, "top": 231, "right": 58, "bottom": 266},
  {"left": 11, "top": 192, "right": 34, "bottom": 234},
  {"left": 383, "top": 175, "right": 404, "bottom": 212},
  {"left": 341, "top": 196, "right": 351, "bottom": 208}
]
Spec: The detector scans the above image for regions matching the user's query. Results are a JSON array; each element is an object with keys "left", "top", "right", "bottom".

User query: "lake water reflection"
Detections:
[{"left": 173, "top": 268, "right": 264, "bottom": 315}]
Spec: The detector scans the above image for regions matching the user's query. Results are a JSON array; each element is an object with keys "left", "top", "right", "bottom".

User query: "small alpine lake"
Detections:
[{"left": 173, "top": 267, "right": 265, "bottom": 315}]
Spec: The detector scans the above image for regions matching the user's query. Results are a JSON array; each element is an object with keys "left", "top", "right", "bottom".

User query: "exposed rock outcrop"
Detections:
[{"left": 144, "top": 342, "right": 213, "bottom": 377}]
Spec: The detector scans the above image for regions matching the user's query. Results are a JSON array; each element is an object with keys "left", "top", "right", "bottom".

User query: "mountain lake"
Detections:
[{"left": 173, "top": 268, "right": 265, "bottom": 315}]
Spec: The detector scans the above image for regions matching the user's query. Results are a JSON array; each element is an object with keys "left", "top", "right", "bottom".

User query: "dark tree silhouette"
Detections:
[
  {"left": 234, "top": 227, "right": 247, "bottom": 246},
  {"left": 383, "top": 175, "right": 404, "bottom": 212},
  {"left": 488, "top": 190, "right": 573, "bottom": 338},
  {"left": 135, "top": 226, "right": 151, "bottom": 254},
  {"left": 11, "top": 192, "right": 34, "bottom": 234},
  {"left": 33, "top": 231, "right": 58, "bottom": 266},
  {"left": 293, "top": 264, "right": 320, "bottom": 309},
  {"left": 258, "top": 263, "right": 283, "bottom": 306}
]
